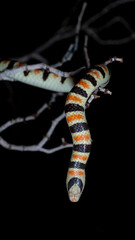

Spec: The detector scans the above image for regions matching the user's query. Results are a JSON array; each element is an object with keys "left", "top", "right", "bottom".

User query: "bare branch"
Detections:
[
  {"left": 39, "top": 143, "right": 72, "bottom": 154},
  {"left": 83, "top": 0, "right": 135, "bottom": 27},
  {"left": 83, "top": 35, "right": 90, "bottom": 68},
  {"left": 85, "top": 28, "right": 135, "bottom": 45},
  {"left": 0, "top": 93, "right": 62, "bottom": 134},
  {"left": 95, "top": 16, "right": 134, "bottom": 34},
  {"left": 74, "top": 1, "right": 87, "bottom": 51},
  {"left": 104, "top": 56, "right": 123, "bottom": 65},
  {"left": 53, "top": 44, "right": 75, "bottom": 68},
  {"left": 53, "top": 2, "right": 88, "bottom": 68},
  {"left": 0, "top": 99, "right": 72, "bottom": 153}
]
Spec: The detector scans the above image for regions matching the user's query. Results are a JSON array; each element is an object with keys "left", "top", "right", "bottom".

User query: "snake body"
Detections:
[
  {"left": 65, "top": 64, "right": 110, "bottom": 202},
  {"left": 0, "top": 59, "right": 111, "bottom": 202},
  {"left": 0, "top": 59, "right": 75, "bottom": 92}
]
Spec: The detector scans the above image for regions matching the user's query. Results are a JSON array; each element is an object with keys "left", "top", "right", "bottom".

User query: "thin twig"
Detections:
[
  {"left": 0, "top": 102, "right": 72, "bottom": 153},
  {"left": 104, "top": 56, "right": 123, "bottom": 65},
  {"left": 95, "top": 16, "right": 134, "bottom": 34},
  {"left": 83, "top": 0, "right": 135, "bottom": 27},
  {"left": 85, "top": 28, "right": 135, "bottom": 45},
  {"left": 83, "top": 35, "right": 90, "bottom": 68},
  {"left": 74, "top": 1, "right": 87, "bottom": 51}
]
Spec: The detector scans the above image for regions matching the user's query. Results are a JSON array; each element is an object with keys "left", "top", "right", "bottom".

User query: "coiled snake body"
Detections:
[{"left": 0, "top": 59, "right": 111, "bottom": 202}]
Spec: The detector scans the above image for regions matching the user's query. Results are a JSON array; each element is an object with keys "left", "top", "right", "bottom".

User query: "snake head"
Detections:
[
  {"left": 68, "top": 184, "right": 82, "bottom": 202},
  {"left": 67, "top": 177, "right": 84, "bottom": 202}
]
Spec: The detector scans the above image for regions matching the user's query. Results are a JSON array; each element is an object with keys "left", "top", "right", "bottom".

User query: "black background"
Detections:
[{"left": 0, "top": 0, "right": 134, "bottom": 236}]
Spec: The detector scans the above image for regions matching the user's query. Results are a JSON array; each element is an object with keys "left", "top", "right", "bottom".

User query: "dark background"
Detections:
[{"left": 0, "top": 0, "right": 134, "bottom": 236}]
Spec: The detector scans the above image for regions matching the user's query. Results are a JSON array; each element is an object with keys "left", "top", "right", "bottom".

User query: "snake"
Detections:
[
  {"left": 0, "top": 59, "right": 111, "bottom": 202},
  {"left": 65, "top": 64, "right": 110, "bottom": 202}
]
